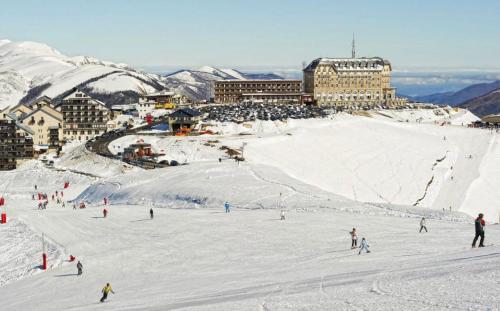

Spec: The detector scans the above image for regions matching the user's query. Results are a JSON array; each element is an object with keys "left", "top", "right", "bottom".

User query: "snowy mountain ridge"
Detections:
[{"left": 0, "top": 39, "right": 165, "bottom": 109}]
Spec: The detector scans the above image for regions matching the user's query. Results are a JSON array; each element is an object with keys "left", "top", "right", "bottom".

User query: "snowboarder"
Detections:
[
  {"left": 280, "top": 210, "right": 285, "bottom": 220},
  {"left": 472, "top": 213, "right": 485, "bottom": 248},
  {"left": 350, "top": 228, "right": 358, "bottom": 248},
  {"left": 358, "top": 237, "right": 370, "bottom": 254},
  {"left": 76, "top": 261, "right": 83, "bottom": 276},
  {"left": 103, "top": 208, "right": 108, "bottom": 218},
  {"left": 100, "top": 283, "right": 115, "bottom": 302},
  {"left": 150, "top": 208, "right": 154, "bottom": 219},
  {"left": 224, "top": 201, "right": 230, "bottom": 213},
  {"left": 419, "top": 217, "right": 428, "bottom": 233}
]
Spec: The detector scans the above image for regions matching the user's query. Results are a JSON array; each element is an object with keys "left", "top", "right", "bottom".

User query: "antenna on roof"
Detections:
[{"left": 351, "top": 33, "right": 356, "bottom": 59}]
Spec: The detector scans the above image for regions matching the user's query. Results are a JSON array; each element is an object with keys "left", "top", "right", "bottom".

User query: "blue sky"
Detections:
[{"left": 0, "top": 0, "right": 499, "bottom": 70}]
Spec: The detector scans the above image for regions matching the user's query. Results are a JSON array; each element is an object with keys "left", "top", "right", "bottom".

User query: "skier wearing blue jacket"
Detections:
[
  {"left": 358, "top": 237, "right": 371, "bottom": 255},
  {"left": 224, "top": 201, "right": 230, "bottom": 213}
]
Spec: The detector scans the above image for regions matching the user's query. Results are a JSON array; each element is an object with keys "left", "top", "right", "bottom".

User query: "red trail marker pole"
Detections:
[{"left": 42, "top": 233, "right": 47, "bottom": 270}]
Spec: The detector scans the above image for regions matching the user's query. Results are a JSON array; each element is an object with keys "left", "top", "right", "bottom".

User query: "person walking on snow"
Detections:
[
  {"left": 103, "top": 208, "right": 108, "bottom": 218},
  {"left": 224, "top": 201, "right": 230, "bottom": 213},
  {"left": 76, "top": 261, "right": 83, "bottom": 276},
  {"left": 358, "top": 237, "right": 370, "bottom": 254},
  {"left": 350, "top": 228, "right": 358, "bottom": 249},
  {"left": 150, "top": 208, "right": 154, "bottom": 219},
  {"left": 280, "top": 210, "right": 285, "bottom": 220},
  {"left": 100, "top": 283, "right": 115, "bottom": 302},
  {"left": 419, "top": 217, "right": 428, "bottom": 233},
  {"left": 472, "top": 213, "right": 485, "bottom": 248}
]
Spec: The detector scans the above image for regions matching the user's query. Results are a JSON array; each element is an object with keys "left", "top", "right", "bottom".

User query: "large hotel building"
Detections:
[
  {"left": 214, "top": 80, "right": 302, "bottom": 104},
  {"left": 303, "top": 56, "right": 405, "bottom": 107}
]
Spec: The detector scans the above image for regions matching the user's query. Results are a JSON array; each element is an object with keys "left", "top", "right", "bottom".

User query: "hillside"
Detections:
[
  {"left": 2, "top": 110, "right": 500, "bottom": 310},
  {"left": 460, "top": 89, "right": 500, "bottom": 116},
  {"left": 414, "top": 80, "right": 500, "bottom": 106},
  {"left": 0, "top": 39, "right": 165, "bottom": 109}
]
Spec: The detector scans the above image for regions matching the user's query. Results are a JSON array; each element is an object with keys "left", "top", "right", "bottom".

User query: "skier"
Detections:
[
  {"left": 350, "top": 228, "right": 358, "bottom": 248},
  {"left": 419, "top": 217, "right": 428, "bottom": 233},
  {"left": 100, "top": 283, "right": 115, "bottom": 303},
  {"left": 103, "top": 208, "right": 108, "bottom": 218},
  {"left": 472, "top": 213, "right": 485, "bottom": 248},
  {"left": 73, "top": 203, "right": 76, "bottom": 210},
  {"left": 103, "top": 197, "right": 108, "bottom": 205},
  {"left": 34, "top": 184, "right": 38, "bottom": 190},
  {"left": 32, "top": 194, "right": 35, "bottom": 200},
  {"left": 358, "top": 237, "right": 370, "bottom": 254},
  {"left": 150, "top": 208, "right": 154, "bottom": 219},
  {"left": 280, "top": 210, "right": 285, "bottom": 220},
  {"left": 76, "top": 261, "right": 83, "bottom": 276},
  {"left": 61, "top": 191, "right": 64, "bottom": 198},
  {"left": 224, "top": 201, "right": 230, "bottom": 213},
  {"left": 218, "top": 157, "right": 222, "bottom": 163}
]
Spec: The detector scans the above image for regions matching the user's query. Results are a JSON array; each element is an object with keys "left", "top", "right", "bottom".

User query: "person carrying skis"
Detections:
[
  {"left": 350, "top": 228, "right": 358, "bottom": 249},
  {"left": 280, "top": 210, "right": 285, "bottom": 220},
  {"left": 224, "top": 201, "right": 230, "bottom": 213},
  {"left": 358, "top": 237, "right": 370, "bottom": 254},
  {"left": 76, "top": 261, "right": 83, "bottom": 276},
  {"left": 100, "top": 283, "right": 115, "bottom": 302},
  {"left": 150, "top": 208, "right": 154, "bottom": 219},
  {"left": 419, "top": 217, "right": 428, "bottom": 233},
  {"left": 103, "top": 208, "right": 108, "bottom": 218},
  {"left": 472, "top": 213, "right": 485, "bottom": 248}
]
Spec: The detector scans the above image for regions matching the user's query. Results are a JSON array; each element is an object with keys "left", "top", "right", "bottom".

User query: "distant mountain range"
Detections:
[{"left": 410, "top": 80, "right": 500, "bottom": 116}]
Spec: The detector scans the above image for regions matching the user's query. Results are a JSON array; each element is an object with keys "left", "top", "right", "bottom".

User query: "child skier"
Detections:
[
  {"left": 76, "top": 261, "right": 83, "bottom": 276},
  {"left": 419, "top": 217, "right": 428, "bottom": 233},
  {"left": 100, "top": 283, "right": 115, "bottom": 302},
  {"left": 350, "top": 228, "right": 358, "bottom": 249},
  {"left": 358, "top": 237, "right": 370, "bottom": 255},
  {"left": 224, "top": 201, "right": 230, "bottom": 213}
]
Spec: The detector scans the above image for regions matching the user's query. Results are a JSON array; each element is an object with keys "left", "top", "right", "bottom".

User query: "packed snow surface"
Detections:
[{"left": 1, "top": 110, "right": 500, "bottom": 310}]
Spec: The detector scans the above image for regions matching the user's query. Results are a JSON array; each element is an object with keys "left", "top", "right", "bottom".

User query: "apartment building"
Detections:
[
  {"left": 0, "top": 120, "right": 34, "bottom": 171},
  {"left": 61, "top": 89, "right": 110, "bottom": 141},
  {"left": 214, "top": 80, "right": 302, "bottom": 104}
]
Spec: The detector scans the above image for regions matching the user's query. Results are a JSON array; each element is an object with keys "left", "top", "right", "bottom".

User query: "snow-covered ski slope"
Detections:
[{"left": 2, "top": 109, "right": 500, "bottom": 310}]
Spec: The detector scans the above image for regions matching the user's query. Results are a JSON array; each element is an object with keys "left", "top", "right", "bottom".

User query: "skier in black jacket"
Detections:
[
  {"left": 76, "top": 261, "right": 83, "bottom": 276},
  {"left": 472, "top": 213, "right": 485, "bottom": 248}
]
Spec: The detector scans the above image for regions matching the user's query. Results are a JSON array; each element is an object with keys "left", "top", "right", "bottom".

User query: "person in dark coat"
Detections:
[
  {"left": 150, "top": 208, "right": 154, "bottom": 219},
  {"left": 76, "top": 261, "right": 83, "bottom": 275},
  {"left": 472, "top": 213, "right": 485, "bottom": 248}
]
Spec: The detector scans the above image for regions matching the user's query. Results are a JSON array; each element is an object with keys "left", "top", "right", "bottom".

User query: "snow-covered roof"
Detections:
[{"left": 304, "top": 57, "right": 390, "bottom": 72}]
